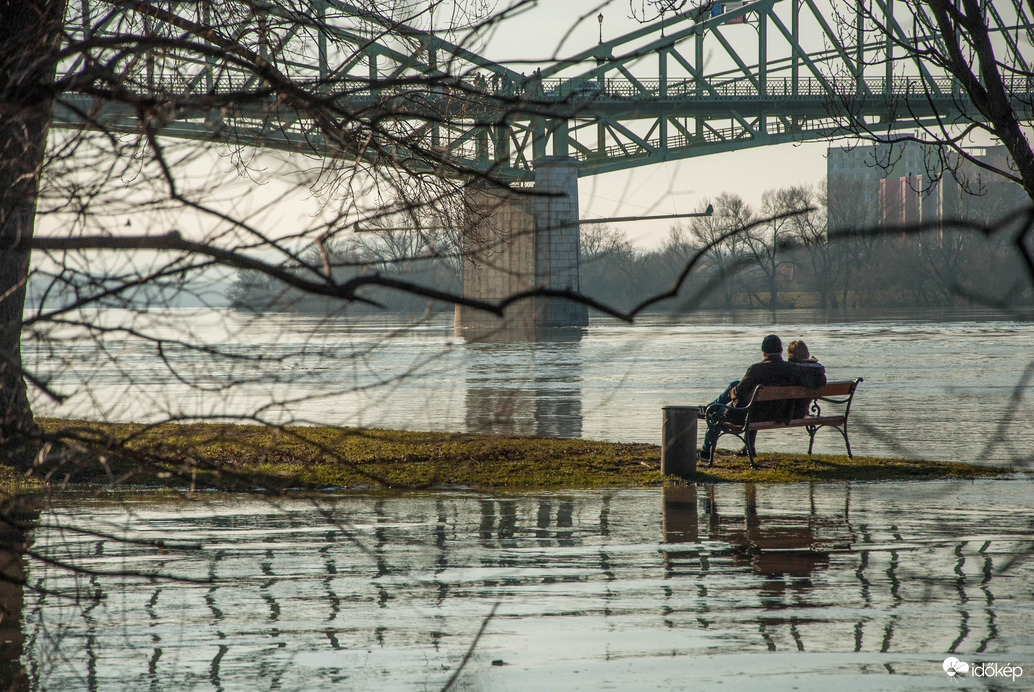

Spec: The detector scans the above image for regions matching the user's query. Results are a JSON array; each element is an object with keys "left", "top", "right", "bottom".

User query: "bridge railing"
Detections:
[
  {"left": 572, "top": 113, "right": 859, "bottom": 165},
  {"left": 536, "top": 75, "right": 972, "bottom": 102},
  {"left": 54, "top": 41, "right": 1034, "bottom": 177},
  {"left": 66, "top": 50, "right": 1034, "bottom": 116}
]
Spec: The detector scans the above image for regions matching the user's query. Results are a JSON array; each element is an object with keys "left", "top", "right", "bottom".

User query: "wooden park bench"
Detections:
[{"left": 700, "top": 378, "right": 863, "bottom": 468}]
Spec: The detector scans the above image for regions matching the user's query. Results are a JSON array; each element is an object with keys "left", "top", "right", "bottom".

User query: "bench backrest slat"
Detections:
[{"left": 754, "top": 380, "right": 857, "bottom": 402}]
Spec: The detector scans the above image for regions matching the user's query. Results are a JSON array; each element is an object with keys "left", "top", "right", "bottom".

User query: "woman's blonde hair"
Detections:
[{"left": 787, "top": 340, "right": 810, "bottom": 362}]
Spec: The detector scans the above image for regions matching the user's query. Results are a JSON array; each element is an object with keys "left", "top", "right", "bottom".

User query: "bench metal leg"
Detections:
[
  {"left": 745, "top": 428, "right": 757, "bottom": 469},
  {"left": 808, "top": 424, "right": 854, "bottom": 458},
  {"left": 827, "top": 425, "right": 853, "bottom": 458},
  {"left": 713, "top": 429, "right": 758, "bottom": 468}
]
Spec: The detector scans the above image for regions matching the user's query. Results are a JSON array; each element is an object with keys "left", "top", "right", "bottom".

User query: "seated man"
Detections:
[{"left": 699, "top": 334, "right": 803, "bottom": 464}]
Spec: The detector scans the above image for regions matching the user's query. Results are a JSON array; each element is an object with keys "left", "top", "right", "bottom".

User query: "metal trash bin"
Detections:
[{"left": 661, "top": 406, "right": 698, "bottom": 477}]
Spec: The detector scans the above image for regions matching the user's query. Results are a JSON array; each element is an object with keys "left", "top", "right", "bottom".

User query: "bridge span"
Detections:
[{"left": 50, "top": 0, "right": 1034, "bottom": 329}]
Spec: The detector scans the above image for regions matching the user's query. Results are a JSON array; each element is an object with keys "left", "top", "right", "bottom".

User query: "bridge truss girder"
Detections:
[{"left": 52, "top": 0, "right": 1034, "bottom": 183}]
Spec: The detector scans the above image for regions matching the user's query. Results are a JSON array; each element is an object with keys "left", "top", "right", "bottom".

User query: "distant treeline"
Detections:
[
  {"left": 228, "top": 227, "right": 462, "bottom": 314},
  {"left": 229, "top": 184, "right": 1034, "bottom": 315},
  {"left": 580, "top": 185, "right": 1034, "bottom": 312}
]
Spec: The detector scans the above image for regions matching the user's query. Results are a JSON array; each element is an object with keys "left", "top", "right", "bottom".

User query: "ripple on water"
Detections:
[{"left": 16, "top": 480, "right": 1034, "bottom": 689}]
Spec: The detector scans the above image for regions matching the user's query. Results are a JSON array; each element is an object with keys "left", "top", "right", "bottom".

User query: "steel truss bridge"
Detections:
[{"left": 53, "top": 0, "right": 1034, "bottom": 183}]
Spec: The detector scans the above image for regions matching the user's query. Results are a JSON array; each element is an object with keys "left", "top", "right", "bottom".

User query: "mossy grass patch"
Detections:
[
  {"left": 695, "top": 449, "right": 1005, "bottom": 483},
  {"left": 0, "top": 419, "right": 1008, "bottom": 492}
]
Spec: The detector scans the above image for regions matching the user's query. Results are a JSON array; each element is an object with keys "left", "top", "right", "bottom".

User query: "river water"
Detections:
[
  {"left": 28, "top": 306, "right": 1034, "bottom": 466},
  {"left": 16, "top": 480, "right": 1034, "bottom": 690},
  {"left": 13, "top": 307, "right": 1034, "bottom": 689}
]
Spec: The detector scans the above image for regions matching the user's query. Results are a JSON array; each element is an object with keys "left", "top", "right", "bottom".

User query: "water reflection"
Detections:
[
  {"left": 16, "top": 481, "right": 1034, "bottom": 689},
  {"left": 465, "top": 384, "right": 582, "bottom": 438},
  {"left": 457, "top": 325, "right": 585, "bottom": 344},
  {"left": 662, "top": 484, "right": 841, "bottom": 576},
  {"left": 465, "top": 328, "right": 583, "bottom": 438},
  {"left": 661, "top": 484, "right": 839, "bottom": 654},
  {"left": 0, "top": 497, "right": 36, "bottom": 692},
  {"left": 657, "top": 483, "right": 1013, "bottom": 660}
]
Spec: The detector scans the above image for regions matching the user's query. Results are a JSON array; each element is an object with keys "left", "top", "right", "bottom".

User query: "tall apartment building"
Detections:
[
  {"left": 827, "top": 141, "right": 1026, "bottom": 230},
  {"left": 878, "top": 175, "right": 924, "bottom": 227},
  {"left": 826, "top": 140, "right": 927, "bottom": 231}
]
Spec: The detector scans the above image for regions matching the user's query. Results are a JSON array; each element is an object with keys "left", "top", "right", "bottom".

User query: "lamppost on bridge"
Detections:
[{"left": 597, "top": 12, "right": 603, "bottom": 44}]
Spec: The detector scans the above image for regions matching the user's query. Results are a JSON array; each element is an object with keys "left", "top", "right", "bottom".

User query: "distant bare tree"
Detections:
[
  {"left": 742, "top": 188, "right": 803, "bottom": 310},
  {"left": 781, "top": 184, "right": 840, "bottom": 310},
  {"left": 684, "top": 194, "right": 749, "bottom": 309},
  {"left": 658, "top": 222, "right": 699, "bottom": 281},
  {"left": 579, "top": 224, "right": 643, "bottom": 310},
  {"left": 825, "top": 171, "right": 887, "bottom": 309}
]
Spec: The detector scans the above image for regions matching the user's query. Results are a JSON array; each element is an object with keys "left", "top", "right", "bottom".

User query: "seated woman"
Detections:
[{"left": 787, "top": 339, "right": 826, "bottom": 419}]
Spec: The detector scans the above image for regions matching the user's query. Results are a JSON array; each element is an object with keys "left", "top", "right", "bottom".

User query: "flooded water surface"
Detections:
[
  {"left": 16, "top": 307, "right": 1034, "bottom": 688},
  {"left": 17, "top": 480, "right": 1034, "bottom": 690},
  {"left": 28, "top": 307, "right": 1034, "bottom": 467}
]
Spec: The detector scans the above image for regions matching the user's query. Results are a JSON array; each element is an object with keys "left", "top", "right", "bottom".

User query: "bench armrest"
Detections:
[{"left": 704, "top": 401, "right": 747, "bottom": 425}]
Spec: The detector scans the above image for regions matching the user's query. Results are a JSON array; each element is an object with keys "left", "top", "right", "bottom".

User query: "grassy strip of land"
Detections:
[{"left": 2, "top": 418, "right": 1007, "bottom": 492}]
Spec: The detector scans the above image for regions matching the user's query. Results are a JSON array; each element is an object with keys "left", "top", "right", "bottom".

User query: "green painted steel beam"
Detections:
[{"left": 50, "top": 0, "right": 1034, "bottom": 182}]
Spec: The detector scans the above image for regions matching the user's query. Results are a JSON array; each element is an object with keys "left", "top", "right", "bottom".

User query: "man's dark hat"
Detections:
[{"left": 762, "top": 334, "right": 782, "bottom": 354}]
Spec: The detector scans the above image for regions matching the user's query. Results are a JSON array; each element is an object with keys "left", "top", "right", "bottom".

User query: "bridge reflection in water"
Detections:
[
  {"left": 463, "top": 326, "right": 584, "bottom": 439},
  {"left": 11, "top": 481, "right": 1033, "bottom": 689}
]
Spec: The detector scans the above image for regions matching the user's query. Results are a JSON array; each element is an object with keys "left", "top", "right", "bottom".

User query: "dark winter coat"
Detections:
[
  {"left": 729, "top": 354, "right": 804, "bottom": 423},
  {"left": 791, "top": 358, "right": 826, "bottom": 418}
]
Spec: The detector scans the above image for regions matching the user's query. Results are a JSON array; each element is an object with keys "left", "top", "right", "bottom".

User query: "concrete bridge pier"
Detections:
[{"left": 455, "top": 156, "right": 589, "bottom": 335}]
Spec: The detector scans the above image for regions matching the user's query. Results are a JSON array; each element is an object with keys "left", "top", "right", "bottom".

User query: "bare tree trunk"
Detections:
[
  {"left": 768, "top": 266, "right": 777, "bottom": 311},
  {"left": 0, "top": 0, "right": 66, "bottom": 443},
  {"left": 930, "top": 0, "right": 1034, "bottom": 201}
]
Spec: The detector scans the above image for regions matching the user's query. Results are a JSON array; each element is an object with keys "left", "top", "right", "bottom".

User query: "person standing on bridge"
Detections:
[
  {"left": 530, "top": 68, "right": 543, "bottom": 97},
  {"left": 698, "top": 334, "right": 803, "bottom": 464}
]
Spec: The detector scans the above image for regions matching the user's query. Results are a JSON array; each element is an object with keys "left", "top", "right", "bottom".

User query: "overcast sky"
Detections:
[{"left": 464, "top": 0, "right": 833, "bottom": 246}]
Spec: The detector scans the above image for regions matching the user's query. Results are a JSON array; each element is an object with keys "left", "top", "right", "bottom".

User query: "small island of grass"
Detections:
[{"left": 0, "top": 419, "right": 1007, "bottom": 493}]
